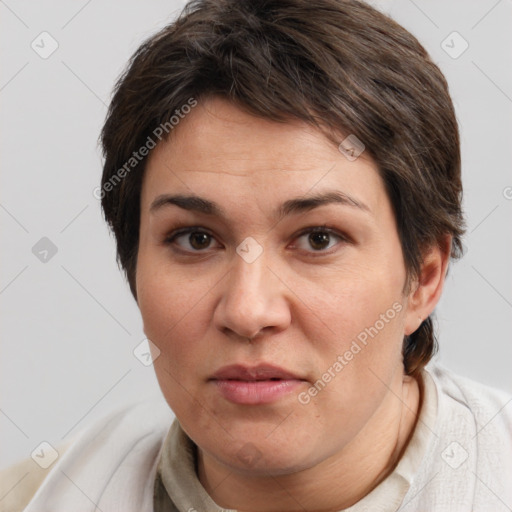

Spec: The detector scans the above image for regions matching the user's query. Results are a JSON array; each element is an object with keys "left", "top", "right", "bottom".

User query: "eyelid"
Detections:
[{"left": 293, "top": 225, "right": 348, "bottom": 240}]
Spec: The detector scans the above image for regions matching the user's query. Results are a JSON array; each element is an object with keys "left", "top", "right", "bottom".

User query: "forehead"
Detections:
[{"left": 141, "top": 97, "right": 386, "bottom": 216}]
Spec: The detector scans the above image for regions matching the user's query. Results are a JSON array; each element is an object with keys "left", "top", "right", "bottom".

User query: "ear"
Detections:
[{"left": 404, "top": 235, "right": 452, "bottom": 336}]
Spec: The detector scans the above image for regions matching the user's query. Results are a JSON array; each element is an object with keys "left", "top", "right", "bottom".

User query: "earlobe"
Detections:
[{"left": 404, "top": 235, "right": 452, "bottom": 335}]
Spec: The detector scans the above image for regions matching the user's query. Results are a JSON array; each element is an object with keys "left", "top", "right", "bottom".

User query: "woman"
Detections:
[{"left": 3, "top": 0, "right": 511, "bottom": 510}]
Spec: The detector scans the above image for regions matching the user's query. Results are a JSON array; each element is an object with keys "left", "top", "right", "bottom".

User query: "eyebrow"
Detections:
[{"left": 149, "top": 190, "right": 371, "bottom": 220}]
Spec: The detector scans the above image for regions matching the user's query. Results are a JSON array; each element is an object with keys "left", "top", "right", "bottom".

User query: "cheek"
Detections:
[
  {"left": 304, "top": 258, "right": 405, "bottom": 340},
  {"left": 136, "top": 255, "right": 211, "bottom": 374},
  {"left": 137, "top": 244, "right": 209, "bottom": 334},
  {"left": 301, "top": 261, "right": 406, "bottom": 409},
  {"left": 137, "top": 268, "right": 212, "bottom": 419}
]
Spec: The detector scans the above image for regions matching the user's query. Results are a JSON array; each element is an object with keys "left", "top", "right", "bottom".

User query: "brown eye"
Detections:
[
  {"left": 294, "top": 226, "right": 347, "bottom": 254},
  {"left": 188, "top": 231, "right": 211, "bottom": 250},
  {"left": 308, "top": 231, "right": 331, "bottom": 251},
  {"left": 164, "top": 227, "right": 220, "bottom": 253}
]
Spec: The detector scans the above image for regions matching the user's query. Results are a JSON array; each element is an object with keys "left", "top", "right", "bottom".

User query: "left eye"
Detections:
[{"left": 293, "top": 226, "right": 347, "bottom": 253}]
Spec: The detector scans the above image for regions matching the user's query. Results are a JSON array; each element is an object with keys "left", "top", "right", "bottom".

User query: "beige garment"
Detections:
[
  {"left": 0, "top": 439, "right": 72, "bottom": 512},
  {"left": 153, "top": 368, "right": 438, "bottom": 511}
]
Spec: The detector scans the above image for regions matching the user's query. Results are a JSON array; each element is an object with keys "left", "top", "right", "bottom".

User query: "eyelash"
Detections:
[{"left": 163, "top": 224, "right": 349, "bottom": 257}]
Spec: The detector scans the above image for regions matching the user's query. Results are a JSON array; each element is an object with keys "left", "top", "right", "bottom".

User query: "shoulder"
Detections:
[
  {"left": 0, "top": 396, "right": 172, "bottom": 512},
  {"left": 425, "top": 362, "right": 512, "bottom": 434},
  {"left": 399, "top": 364, "right": 512, "bottom": 511},
  {"left": 0, "top": 440, "right": 72, "bottom": 512}
]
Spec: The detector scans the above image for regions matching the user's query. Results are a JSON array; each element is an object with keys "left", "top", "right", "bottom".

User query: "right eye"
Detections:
[{"left": 164, "top": 227, "right": 222, "bottom": 253}]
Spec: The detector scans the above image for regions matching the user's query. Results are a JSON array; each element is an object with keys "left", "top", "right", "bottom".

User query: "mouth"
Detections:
[{"left": 209, "top": 364, "right": 306, "bottom": 405}]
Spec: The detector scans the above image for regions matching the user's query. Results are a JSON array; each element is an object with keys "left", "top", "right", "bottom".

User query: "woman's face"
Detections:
[{"left": 137, "top": 97, "right": 420, "bottom": 474}]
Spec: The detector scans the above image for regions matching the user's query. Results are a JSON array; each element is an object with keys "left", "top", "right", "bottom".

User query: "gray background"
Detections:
[{"left": 1, "top": 0, "right": 511, "bottom": 470}]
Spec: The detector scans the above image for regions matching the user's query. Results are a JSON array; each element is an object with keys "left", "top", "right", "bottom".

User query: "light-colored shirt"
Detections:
[{"left": 1, "top": 363, "right": 511, "bottom": 511}]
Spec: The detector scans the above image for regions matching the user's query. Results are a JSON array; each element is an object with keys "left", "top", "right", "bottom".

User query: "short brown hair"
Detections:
[{"left": 100, "top": 0, "right": 466, "bottom": 377}]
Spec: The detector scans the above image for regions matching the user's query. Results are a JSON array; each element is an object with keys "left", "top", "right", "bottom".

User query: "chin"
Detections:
[{"left": 200, "top": 425, "right": 321, "bottom": 476}]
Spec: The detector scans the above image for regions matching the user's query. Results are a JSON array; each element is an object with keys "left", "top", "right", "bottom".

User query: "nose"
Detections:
[{"left": 213, "top": 250, "right": 291, "bottom": 341}]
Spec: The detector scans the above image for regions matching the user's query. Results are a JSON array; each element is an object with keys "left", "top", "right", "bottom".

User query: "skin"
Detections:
[{"left": 136, "top": 96, "right": 451, "bottom": 511}]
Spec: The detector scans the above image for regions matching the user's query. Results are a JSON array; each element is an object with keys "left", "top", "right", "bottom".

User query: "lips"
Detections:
[
  {"left": 210, "top": 364, "right": 305, "bottom": 405},
  {"left": 211, "top": 364, "right": 302, "bottom": 381}
]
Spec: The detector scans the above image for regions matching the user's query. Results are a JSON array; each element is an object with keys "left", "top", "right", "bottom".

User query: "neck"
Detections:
[{"left": 198, "top": 372, "right": 422, "bottom": 512}]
